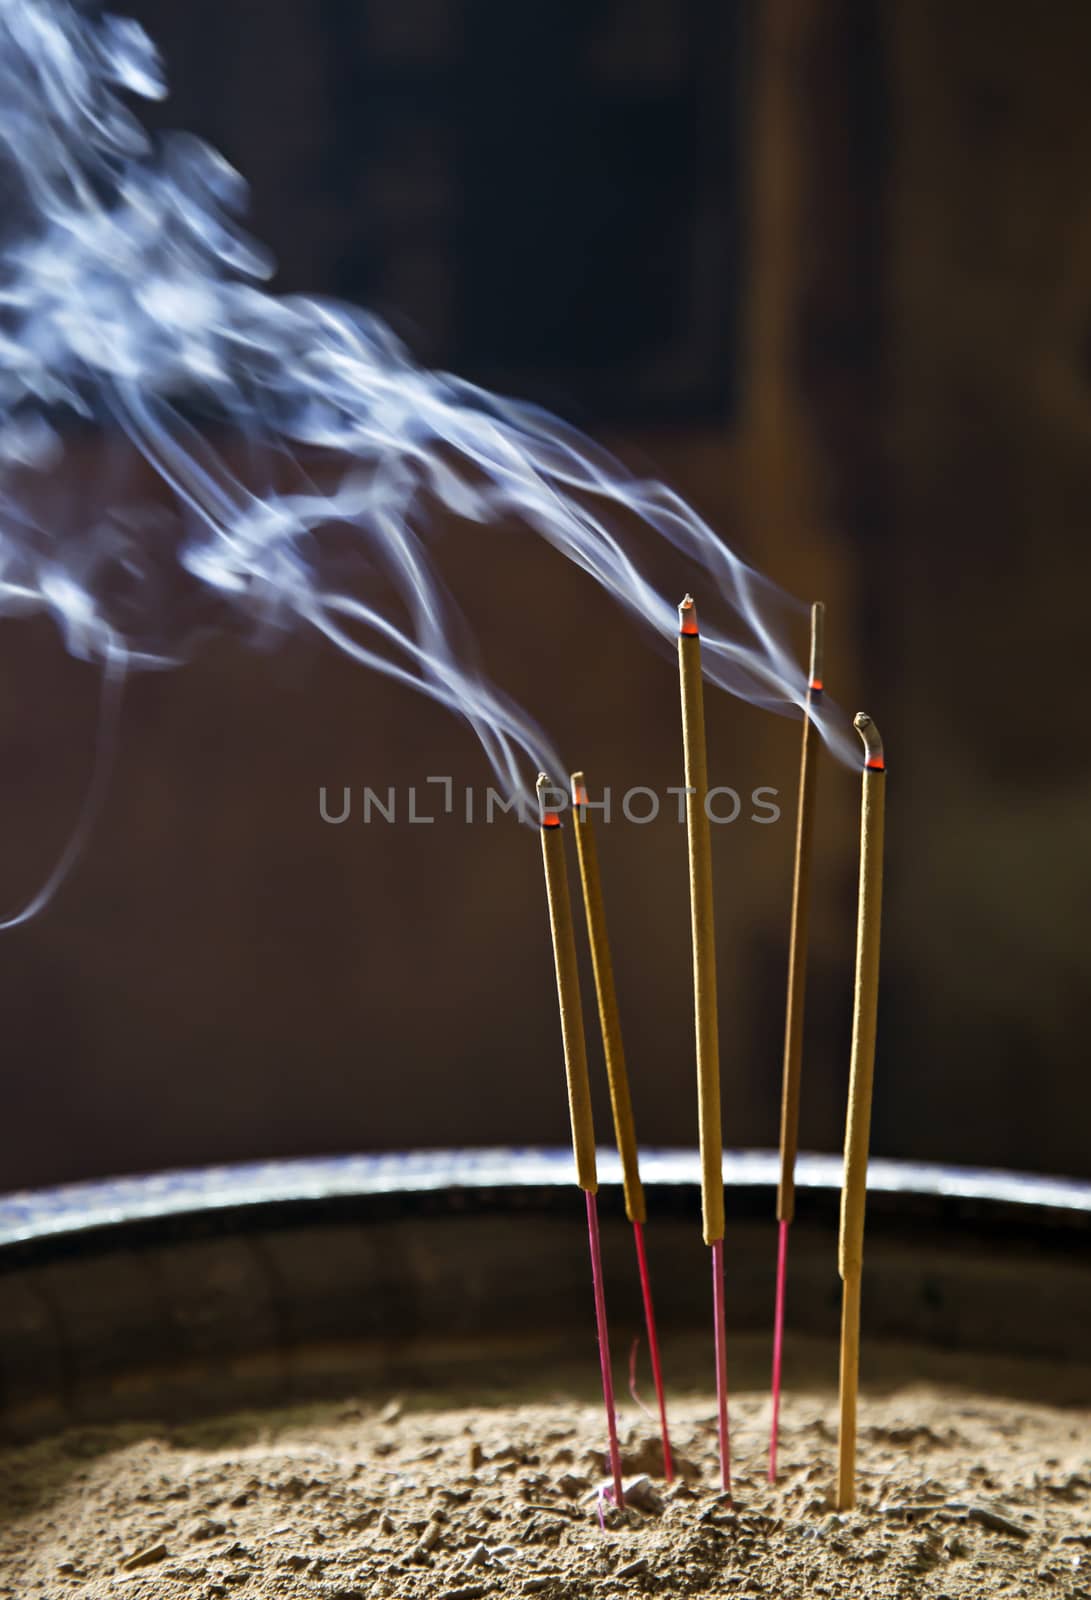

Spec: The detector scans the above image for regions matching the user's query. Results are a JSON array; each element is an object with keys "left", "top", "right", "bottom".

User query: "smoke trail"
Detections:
[
  {"left": 0, "top": 639, "right": 124, "bottom": 928},
  {"left": 0, "top": 1, "right": 856, "bottom": 914}
]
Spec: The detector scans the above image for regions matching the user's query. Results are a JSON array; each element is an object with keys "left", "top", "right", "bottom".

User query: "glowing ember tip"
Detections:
[
  {"left": 536, "top": 771, "right": 562, "bottom": 827},
  {"left": 854, "top": 713, "right": 885, "bottom": 771},
  {"left": 570, "top": 770, "right": 589, "bottom": 809},
  {"left": 679, "top": 594, "right": 699, "bottom": 636}
]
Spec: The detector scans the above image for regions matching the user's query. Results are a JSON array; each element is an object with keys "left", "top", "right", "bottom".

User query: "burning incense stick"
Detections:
[
  {"left": 570, "top": 769, "right": 674, "bottom": 1483},
  {"left": 836, "top": 715, "right": 886, "bottom": 1512},
  {"left": 536, "top": 773, "right": 625, "bottom": 1511},
  {"left": 770, "top": 600, "right": 825, "bottom": 1482},
  {"left": 677, "top": 596, "right": 731, "bottom": 1496}
]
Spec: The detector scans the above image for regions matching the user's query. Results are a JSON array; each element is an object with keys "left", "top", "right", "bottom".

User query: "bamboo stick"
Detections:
[
  {"left": 537, "top": 773, "right": 597, "bottom": 1194},
  {"left": 770, "top": 601, "right": 825, "bottom": 1482},
  {"left": 836, "top": 714, "right": 886, "bottom": 1512},
  {"left": 678, "top": 595, "right": 731, "bottom": 1496},
  {"left": 536, "top": 772, "right": 624, "bottom": 1510},
  {"left": 570, "top": 769, "right": 674, "bottom": 1482},
  {"left": 677, "top": 596, "right": 724, "bottom": 1248},
  {"left": 569, "top": 771, "right": 644, "bottom": 1223},
  {"left": 776, "top": 600, "right": 825, "bottom": 1222}
]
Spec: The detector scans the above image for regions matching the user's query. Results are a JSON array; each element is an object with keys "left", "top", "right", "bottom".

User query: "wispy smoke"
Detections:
[{"left": 0, "top": 1, "right": 854, "bottom": 917}]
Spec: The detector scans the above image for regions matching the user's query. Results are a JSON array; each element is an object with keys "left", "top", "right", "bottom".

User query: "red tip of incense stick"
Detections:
[
  {"left": 809, "top": 678, "right": 824, "bottom": 693},
  {"left": 536, "top": 772, "right": 563, "bottom": 827},
  {"left": 570, "top": 773, "right": 589, "bottom": 809},
  {"left": 632, "top": 1219, "right": 674, "bottom": 1484},
  {"left": 854, "top": 712, "right": 885, "bottom": 771},
  {"left": 769, "top": 1217, "right": 789, "bottom": 1483},
  {"left": 678, "top": 594, "right": 699, "bottom": 636},
  {"left": 586, "top": 1190, "right": 625, "bottom": 1510},
  {"left": 711, "top": 1239, "right": 732, "bottom": 1497}
]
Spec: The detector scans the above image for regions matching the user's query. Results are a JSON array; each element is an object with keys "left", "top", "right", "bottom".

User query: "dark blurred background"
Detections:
[{"left": 2, "top": 0, "right": 1089, "bottom": 1190}]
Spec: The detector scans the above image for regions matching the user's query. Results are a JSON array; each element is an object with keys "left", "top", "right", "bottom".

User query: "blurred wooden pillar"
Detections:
[
  {"left": 744, "top": 0, "right": 888, "bottom": 621},
  {"left": 731, "top": 0, "right": 890, "bottom": 1140},
  {"left": 880, "top": 0, "right": 1091, "bottom": 1175}
]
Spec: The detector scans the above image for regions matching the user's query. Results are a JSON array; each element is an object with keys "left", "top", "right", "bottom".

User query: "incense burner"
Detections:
[
  {"left": 2, "top": 1150, "right": 1088, "bottom": 1596},
  {"left": 1, "top": 1148, "right": 1087, "bottom": 1439}
]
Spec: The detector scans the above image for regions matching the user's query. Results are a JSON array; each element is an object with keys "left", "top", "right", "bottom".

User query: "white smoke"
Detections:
[{"left": 0, "top": 0, "right": 855, "bottom": 917}]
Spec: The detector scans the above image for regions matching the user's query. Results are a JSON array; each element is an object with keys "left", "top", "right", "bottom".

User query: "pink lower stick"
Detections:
[
  {"left": 586, "top": 1189, "right": 625, "bottom": 1508},
  {"left": 769, "top": 1217, "right": 789, "bottom": 1482},
  {"left": 631, "top": 1219, "right": 674, "bottom": 1483},
  {"left": 711, "top": 1237, "right": 732, "bottom": 1495}
]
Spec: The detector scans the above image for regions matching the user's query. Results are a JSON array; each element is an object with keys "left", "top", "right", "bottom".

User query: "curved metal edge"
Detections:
[{"left": 0, "top": 1148, "right": 1088, "bottom": 1252}]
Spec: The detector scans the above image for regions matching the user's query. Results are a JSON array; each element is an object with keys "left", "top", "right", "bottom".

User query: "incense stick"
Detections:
[
  {"left": 677, "top": 596, "right": 731, "bottom": 1496},
  {"left": 835, "top": 716, "right": 886, "bottom": 1512},
  {"left": 570, "top": 770, "right": 674, "bottom": 1483},
  {"left": 536, "top": 773, "right": 625, "bottom": 1510},
  {"left": 770, "top": 600, "right": 824, "bottom": 1482}
]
